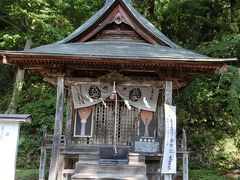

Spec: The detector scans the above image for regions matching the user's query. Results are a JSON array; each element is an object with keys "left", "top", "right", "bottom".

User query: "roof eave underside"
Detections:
[
  {"left": 57, "top": 0, "right": 180, "bottom": 48},
  {"left": 2, "top": 53, "right": 235, "bottom": 74}
]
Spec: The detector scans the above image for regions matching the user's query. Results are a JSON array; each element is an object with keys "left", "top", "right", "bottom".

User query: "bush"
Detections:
[
  {"left": 212, "top": 136, "right": 240, "bottom": 169},
  {"left": 15, "top": 169, "right": 38, "bottom": 180}
]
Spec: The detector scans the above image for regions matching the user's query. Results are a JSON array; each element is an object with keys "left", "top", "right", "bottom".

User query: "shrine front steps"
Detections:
[
  {"left": 71, "top": 173, "right": 147, "bottom": 180},
  {"left": 71, "top": 163, "right": 147, "bottom": 180},
  {"left": 71, "top": 151, "right": 147, "bottom": 180}
]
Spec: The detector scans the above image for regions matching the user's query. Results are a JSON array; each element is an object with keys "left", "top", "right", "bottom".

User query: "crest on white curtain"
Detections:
[{"left": 71, "top": 85, "right": 159, "bottom": 112}]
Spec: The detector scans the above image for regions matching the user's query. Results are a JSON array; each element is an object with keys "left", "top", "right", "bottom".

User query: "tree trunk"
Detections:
[
  {"left": 147, "top": 0, "right": 155, "bottom": 18},
  {"left": 5, "top": 38, "right": 32, "bottom": 114}
]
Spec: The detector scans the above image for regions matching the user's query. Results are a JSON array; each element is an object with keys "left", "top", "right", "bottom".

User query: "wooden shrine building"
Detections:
[{"left": 1, "top": 0, "right": 236, "bottom": 179}]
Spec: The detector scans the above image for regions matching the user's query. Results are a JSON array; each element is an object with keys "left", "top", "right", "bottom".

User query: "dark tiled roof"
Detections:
[{"left": 24, "top": 41, "right": 234, "bottom": 62}]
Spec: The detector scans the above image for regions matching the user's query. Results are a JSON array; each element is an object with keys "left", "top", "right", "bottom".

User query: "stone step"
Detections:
[
  {"left": 129, "top": 153, "right": 145, "bottom": 165},
  {"left": 78, "top": 153, "right": 100, "bottom": 164},
  {"left": 75, "top": 163, "right": 146, "bottom": 175},
  {"left": 71, "top": 173, "right": 147, "bottom": 180},
  {"left": 76, "top": 152, "right": 145, "bottom": 165}
]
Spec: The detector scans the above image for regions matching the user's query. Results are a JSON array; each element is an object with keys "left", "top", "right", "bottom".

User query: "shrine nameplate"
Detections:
[{"left": 133, "top": 137, "right": 160, "bottom": 155}]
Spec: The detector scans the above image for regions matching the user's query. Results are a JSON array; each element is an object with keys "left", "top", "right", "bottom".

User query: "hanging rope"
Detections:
[{"left": 112, "top": 81, "right": 118, "bottom": 154}]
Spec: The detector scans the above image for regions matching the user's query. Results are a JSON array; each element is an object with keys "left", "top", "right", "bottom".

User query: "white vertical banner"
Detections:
[{"left": 161, "top": 104, "right": 177, "bottom": 174}]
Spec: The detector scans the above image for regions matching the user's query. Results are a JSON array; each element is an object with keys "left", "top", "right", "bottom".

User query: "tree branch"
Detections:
[{"left": 0, "top": 16, "right": 22, "bottom": 32}]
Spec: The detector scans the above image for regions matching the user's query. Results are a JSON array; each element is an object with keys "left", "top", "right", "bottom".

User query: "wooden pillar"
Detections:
[
  {"left": 158, "top": 100, "right": 164, "bottom": 179},
  {"left": 57, "top": 154, "right": 65, "bottom": 180},
  {"left": 164, "top": 81, "right": 173, "bottom": 180},
  {"left": 182, "top": 129, "right": 189, "bottom": 180},
  {"left": 48, "top": 76, "right": 65, "bottom": 180},
  {"left": 65, "top": 90, "right": 73, "bottom": 146},
  {"left": 164, "top": 81, "right": 172, "bottom": 105},
  {"left": 158, "top": 103, "right": 164, "bottom": 140}
]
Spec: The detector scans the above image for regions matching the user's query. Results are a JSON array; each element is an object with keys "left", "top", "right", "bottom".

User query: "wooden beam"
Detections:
[
  {"left": 48, "top": 76, "right": 65, "bottom": 180},
  {"left": 164, "top": 81, "right": 173, "bottom": 180}
]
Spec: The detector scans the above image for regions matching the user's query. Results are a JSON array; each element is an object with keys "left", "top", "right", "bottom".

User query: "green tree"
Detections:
[
  {"left": 161, "top": 0, "right": 235, "bottom": 48},
  {"left": 0, "top": 0, "right": 74, "bottom": 113}
]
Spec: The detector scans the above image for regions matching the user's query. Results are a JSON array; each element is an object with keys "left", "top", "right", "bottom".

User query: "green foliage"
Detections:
[
  {"left": 0, "top": 62, "right": 15, "bottom": 97},
  {"left": 176, "top": 66, "right": 240, "bottom": 170},
  {"left": 161, "top": 0, "right": 234, "bottom": 48},
  {"left": 177, "top": 67, "right": 240, "bottom": 134},
  {"left": 0, "top": 62, "right": 15, "bottom": 113},
  {"left": 196, "top": 34, "right": 240, "bottom": 58},
  {"left": 133, "top": 0, "right": 169, "bottom": 25},
  {"left": 16, "top": 80, "right": 56, "bottom": 168},
  {"left": 61, "top": 0, "right": 105, "bottom": 28},
  {"left": 19, "top": 82, "right": 56, "bottom": 133},
  {"left": 17, "top": 135, "right": 42, "bottom": 169},
  {"left": 0, "top": 0, "right": 74, "bottom": 50},
  {"left": 212, "top": 137, "right": 240, "bottom": 169}
]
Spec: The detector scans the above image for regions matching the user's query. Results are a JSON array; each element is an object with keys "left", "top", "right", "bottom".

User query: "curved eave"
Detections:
[{"left": 2, "top": 52, "right": 233, "bottom": 74}]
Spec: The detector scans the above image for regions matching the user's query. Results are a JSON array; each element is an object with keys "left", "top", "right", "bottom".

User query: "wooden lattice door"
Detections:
[{"left": 93, "top": 99, "right": 140, "bottom": 145}]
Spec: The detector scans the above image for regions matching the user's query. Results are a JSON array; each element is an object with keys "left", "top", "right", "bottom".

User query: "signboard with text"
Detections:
[
  {"left": 133, "top": 137, "right": 160, "bottom": 155},
  {"left": 161, "top": 104, "right": 177, "bottom": 174}
]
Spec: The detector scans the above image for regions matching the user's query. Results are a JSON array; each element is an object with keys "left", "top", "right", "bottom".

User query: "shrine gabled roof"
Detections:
[{"left": 57, "top": 0, "right": 180, "bottom": 48}]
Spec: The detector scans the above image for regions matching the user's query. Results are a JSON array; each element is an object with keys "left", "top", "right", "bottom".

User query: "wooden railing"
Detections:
[{"left": 39, "top": 128, "right": 66, "bottom": 180}]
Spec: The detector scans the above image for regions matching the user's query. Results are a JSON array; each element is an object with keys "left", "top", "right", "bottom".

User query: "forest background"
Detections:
[{"left": 0, "top": 0, "right": 240, "bottom": 176}]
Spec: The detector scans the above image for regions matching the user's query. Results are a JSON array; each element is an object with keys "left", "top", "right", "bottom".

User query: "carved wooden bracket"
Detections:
[{"left": 98, "top": 71, "right": 132, "bottom": 81}]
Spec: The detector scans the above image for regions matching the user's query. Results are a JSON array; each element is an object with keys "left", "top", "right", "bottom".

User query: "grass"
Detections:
[
  {"left": 190, "top": 169, "right": 238, "bottom": 180},
  {"left": 15, "top": 169, "right": 38, "bottom": 180}
]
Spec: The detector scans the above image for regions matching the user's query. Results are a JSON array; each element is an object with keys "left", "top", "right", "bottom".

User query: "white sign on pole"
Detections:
[
  {"left": 161, "top": 104, "right": 177, "bottom": 174},
  {"left": 0, "top": 114, "right": 31, "bottom": 180},
  {"left": 0, "top": 121, "right": 20, "bottom": 180}
]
